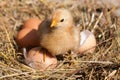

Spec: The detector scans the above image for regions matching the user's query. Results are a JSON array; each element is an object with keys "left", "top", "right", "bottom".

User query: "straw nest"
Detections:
[{"left": 0, "top": 0, "right": 120, "bottom": 80}]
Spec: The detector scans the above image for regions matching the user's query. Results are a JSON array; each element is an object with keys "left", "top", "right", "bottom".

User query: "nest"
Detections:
[{"left": 0, "top": 0, "right": 120, "bottom": 79}]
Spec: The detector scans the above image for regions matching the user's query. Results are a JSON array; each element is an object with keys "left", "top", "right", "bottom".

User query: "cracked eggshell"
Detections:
[
  {"left": 24, "top": 47, "right": 57, "bottom": 71},
  {"left": 78, "top": 30, "right": 96, "bottom": 53}
]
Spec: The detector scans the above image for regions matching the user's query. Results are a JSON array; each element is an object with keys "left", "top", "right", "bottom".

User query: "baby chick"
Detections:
[{"left": 38, "top": 8, "right": 80, "bottom": 56}]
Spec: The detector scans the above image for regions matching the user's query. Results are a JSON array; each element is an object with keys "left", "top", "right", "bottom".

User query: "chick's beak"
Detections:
[{"left": 50, "top": 19, "right": 57, "bottom": 28}]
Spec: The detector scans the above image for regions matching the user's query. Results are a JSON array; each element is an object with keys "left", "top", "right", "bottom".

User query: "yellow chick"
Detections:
[{"left": 38, "top": 8, "right": 80, "bottom": 56}]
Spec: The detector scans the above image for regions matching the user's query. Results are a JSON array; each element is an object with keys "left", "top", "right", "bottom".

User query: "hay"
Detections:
[{"left": 0, "top": 0, "right": 120, "bottom": 79}]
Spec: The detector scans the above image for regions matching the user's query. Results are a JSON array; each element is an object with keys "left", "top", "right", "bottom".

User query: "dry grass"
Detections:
[{"left": 0, "top": 0, "right": 120, "bottom": 80}]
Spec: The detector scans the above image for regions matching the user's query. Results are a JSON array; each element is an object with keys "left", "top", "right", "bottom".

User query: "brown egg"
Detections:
[
  {"left": 78, "top": 30, "right": 96, "bottom": 53},
  {"left": 16, "top": 28, "right": 39, "bottom": 48},
  {"left": 23, "top": 18, "right": 42, "bottom": 30},
  {"left": 16, "top": 18, "right": 42, "bottom": 48},
  {"left": 23, "top": 47, "right": 57, "bottom": 71}
]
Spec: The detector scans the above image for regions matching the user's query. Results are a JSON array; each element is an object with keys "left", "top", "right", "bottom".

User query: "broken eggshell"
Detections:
[
  {"left": 78, "top": 30, "right": 96, "bottom": 53},
  {"left": 23, "top": 47, "right": 57, "bottom": 71}
]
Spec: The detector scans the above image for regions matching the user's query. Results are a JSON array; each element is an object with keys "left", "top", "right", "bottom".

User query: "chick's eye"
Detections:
[{"left": 60, "top": 19, "right": 64, "bottom": 22}]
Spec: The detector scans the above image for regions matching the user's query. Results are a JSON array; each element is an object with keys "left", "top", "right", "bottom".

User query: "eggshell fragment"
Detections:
[
  {"left": 24, "top": 47, "right": 57, "bottom": 71},
  {"left": 16, "top": 28, "right": 39, "bottom": 48},
  {"left": 23, "top": 18, "right": 42, "bottom": 29},
  {"left": 78, "top": 30, "right": 96, "bottom": 53}
]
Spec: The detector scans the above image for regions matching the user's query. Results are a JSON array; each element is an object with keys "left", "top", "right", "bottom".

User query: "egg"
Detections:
[
  {"left": 23, "top": 47, "right": 57, "bottom": 71},
  {"left": 78, "top": 30, "right": 96, "bottom": 53},
  {"left": 16, "top": 18, "right": 42, "bottom": 48},
  {"left": 16, "top": 28, "right": 39, "bottom": 48},
  {"left": 23, "top": 18, "right": 42, "bottom": 29}
]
